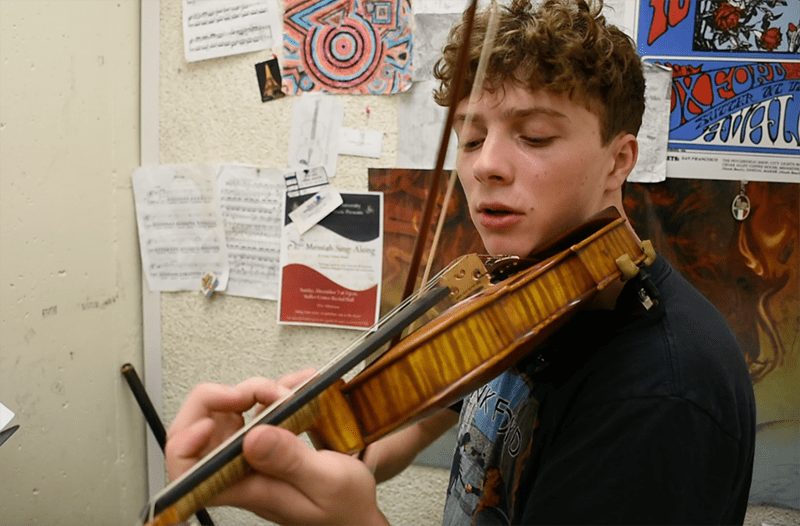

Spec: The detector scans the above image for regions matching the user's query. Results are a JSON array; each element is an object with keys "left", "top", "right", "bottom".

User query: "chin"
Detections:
[{"left": 480, "top": 233, "right": 537, "bottom": 258}]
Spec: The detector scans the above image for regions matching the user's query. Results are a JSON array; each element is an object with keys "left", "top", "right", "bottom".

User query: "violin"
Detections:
[{"left": 141, "top": 206, "right": 655, "bottom": 525}]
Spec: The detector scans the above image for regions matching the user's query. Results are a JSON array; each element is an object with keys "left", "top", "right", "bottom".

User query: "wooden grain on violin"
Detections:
[{"left": 342, "top": 215, "right": 645, "bottom": 443}]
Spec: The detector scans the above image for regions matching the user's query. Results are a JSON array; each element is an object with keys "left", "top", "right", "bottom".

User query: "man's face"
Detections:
[{"left": 453, "top": 83, "right": 626, "bottom": 257}]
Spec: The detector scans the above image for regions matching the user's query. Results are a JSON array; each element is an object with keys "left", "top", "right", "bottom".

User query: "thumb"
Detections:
[
  {"left": 243, "top": 424, "right": 311, "bottom": 481},
  {"left": 241, "top": 425, "right": 382, "bottom": 526}
]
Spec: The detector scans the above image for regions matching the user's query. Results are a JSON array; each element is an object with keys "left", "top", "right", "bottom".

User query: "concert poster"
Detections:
[
  {"left": 278, "top": 191, "right": 383, "bottom": 330},
  {"left": 636, "top": 0, "right": 799, "bottom": 182}
]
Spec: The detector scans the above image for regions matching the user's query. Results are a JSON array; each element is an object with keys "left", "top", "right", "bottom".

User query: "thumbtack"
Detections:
[{"left": 200, "top": 272, "right": 220, "bottom": 300}]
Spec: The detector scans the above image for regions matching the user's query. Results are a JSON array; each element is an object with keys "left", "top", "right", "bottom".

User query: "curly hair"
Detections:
[{"left": 432, "top": 0, "right": 645, "bottom": 145}]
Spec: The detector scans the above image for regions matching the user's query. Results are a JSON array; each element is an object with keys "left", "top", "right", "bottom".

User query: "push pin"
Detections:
[{"left": 201, "top": 272, "right": 220, "bottom": 300}]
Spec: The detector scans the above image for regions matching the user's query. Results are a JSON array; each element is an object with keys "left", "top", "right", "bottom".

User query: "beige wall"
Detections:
[{"left": 0, "top": 0, "right": 146, "bottom": 523}]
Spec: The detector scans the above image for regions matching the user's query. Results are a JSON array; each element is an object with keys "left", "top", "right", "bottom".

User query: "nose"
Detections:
[{"left": 471, "top": 133, "right": 514, "bottom": 184}]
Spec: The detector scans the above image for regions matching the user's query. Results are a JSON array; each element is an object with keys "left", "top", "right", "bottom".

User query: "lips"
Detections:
[{"left": 476, "top": 203, "right": 524, "bottom": 229}]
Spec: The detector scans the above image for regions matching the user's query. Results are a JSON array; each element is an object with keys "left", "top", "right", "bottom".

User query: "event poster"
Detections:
[
  {"left": 637, "top": 0, "right": 799, "bottom": 182},
  {"left": 624, "top": 179, "right": 799, "bottom": 508},
  {"left": 278, "top": 191, "right": 383, "bottom": 329}
]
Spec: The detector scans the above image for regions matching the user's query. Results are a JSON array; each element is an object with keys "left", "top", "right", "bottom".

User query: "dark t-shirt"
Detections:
[{"left": 442, "top": 255, "right": 755, "bottom": 525}]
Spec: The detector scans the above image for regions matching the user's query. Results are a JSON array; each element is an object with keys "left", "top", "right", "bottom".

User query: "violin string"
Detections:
[
  {"left": 320, "top": 0, "right": 499, "bottom": 371},
  {"left": 420, "top": 0, "right": 500, "bottom": 288},
  {"left": 269, "top": 258, "right": 466, "bottom": 409},
  {"left": 310, "top": 261, "right": 457, "bottom": 379}
]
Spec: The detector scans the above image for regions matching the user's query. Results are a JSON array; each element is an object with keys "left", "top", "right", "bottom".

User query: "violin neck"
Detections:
[
  {"left": 142, "top": 284, "right": 453, "bottom": 525},
  {"left": 144, "top": 401, "right": 320, "bottom": 526}
]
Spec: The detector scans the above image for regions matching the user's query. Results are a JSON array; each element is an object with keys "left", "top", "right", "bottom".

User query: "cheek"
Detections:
[
  {"left": 543, "top": 156, "right": 596, "bottom": 197},
  {"left": 456, "top": 171, "right": 475, "bottom": 201}
]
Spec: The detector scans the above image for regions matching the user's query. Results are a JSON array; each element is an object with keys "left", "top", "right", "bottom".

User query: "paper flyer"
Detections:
[
  {"left": 278, "top": 192, "right": 383, "bottom": 329},
  {"left": 0, "top": 402, "right": 14, "bottom": 430}
]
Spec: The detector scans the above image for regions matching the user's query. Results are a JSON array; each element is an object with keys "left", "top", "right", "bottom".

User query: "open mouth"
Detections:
[
  {"left": 480, "top": 205, "right": 518, "bottom": 216},
  {"left": 476, "top": 205, "right": 523, "bottom": 229},
  {"left": 483, "top": 208, "right": 513, "bottom": 215}
]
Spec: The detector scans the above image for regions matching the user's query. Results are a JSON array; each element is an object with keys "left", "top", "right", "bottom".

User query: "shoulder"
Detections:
[
  {"left": 538, "top": 255, "right": 753, "bottom": 436},
  {"left": 649, "top": 257, "right": 754, "bottom": 434},
  {"left": 521, "top": 255, "right": 755, "bottom": 524}
]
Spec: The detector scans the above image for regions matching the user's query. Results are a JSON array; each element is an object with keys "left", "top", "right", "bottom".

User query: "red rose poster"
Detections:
[{"left": 636, "top": 0, "right": 799, "bottom": 182}]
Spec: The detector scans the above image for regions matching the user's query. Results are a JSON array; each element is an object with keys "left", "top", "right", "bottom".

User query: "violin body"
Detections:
[{"left": 306, "top": 210, "right": 647, "bottom": 453}]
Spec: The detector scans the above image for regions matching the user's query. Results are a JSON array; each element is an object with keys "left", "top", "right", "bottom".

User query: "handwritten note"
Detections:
[
  {"left": 183, "top": 0, "right": 281, "bottom": 62},
  {"left": 132, "top": 164, "right": 230, "bottom": 292},
  {"left": 217, "top": 164, "right": 285, "bottom": 300},
  {"left": 339, "top": 128, "right": 383, "bottom": 159}
]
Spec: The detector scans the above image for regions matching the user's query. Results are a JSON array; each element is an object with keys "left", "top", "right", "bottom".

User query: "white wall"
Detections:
[{"left": 0, "top": 0, "right": 146, "bottom": 524}]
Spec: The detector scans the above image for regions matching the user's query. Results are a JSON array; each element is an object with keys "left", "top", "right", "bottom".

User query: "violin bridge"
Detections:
[{"left": 439, "top": 254, "right": 491, "bottom": 302}]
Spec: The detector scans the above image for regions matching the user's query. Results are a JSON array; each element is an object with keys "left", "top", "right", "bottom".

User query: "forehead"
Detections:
[{"left": 454, "top": 83, "right": 599, "bottom": 127}]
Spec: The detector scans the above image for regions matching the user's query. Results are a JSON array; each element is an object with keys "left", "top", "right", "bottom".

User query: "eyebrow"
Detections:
[{"left": 454, "top": 106, "right": 569, "bottom": 124}]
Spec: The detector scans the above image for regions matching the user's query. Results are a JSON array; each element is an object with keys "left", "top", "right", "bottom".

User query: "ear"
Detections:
[{"left": 605, "top": 133, "right": 638, "bottom": 192}]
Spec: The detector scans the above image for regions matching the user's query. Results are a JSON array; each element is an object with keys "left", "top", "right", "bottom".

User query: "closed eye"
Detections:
[
  {"left": 459, "top": 138, "right": 484, "bottom": 151},
  {"left": 521, "top": 136, "right": 555, "bottom": 146}
]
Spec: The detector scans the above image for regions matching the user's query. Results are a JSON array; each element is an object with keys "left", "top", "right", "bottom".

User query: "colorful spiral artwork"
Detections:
[{"left": 282, "top": 0, "right": 413, "bottom": 95}]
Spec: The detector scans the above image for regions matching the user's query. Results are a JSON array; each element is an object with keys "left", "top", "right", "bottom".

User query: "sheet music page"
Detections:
[
  {"left": 132, "top": 164, "right": 230, "bottom": 292},
  {"left": 183, "top": 0, "right": 281, "bottom": 62},
  {"left": 217, "top": 164, "right": 285, "bottom": 300}
]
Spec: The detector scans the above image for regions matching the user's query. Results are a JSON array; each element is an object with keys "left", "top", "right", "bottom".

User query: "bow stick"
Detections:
[
  {"left": 142, "top": 2, "right": 492, "bottom": 523},
  {"left": 399, "top": 0, "right": 481, "bottom": 305},
  {"left": 420, "top": 1, "right": 500, "bottom": 288}
]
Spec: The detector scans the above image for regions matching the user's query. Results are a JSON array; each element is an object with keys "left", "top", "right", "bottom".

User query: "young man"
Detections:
[{"left": 164, "top": 0, "right": 756, "bottom": 524}]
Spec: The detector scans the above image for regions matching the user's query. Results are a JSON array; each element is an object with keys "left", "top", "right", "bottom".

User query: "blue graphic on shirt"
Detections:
[{"left": 441, "top": 369, "right": 539, "bottom": 526}]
